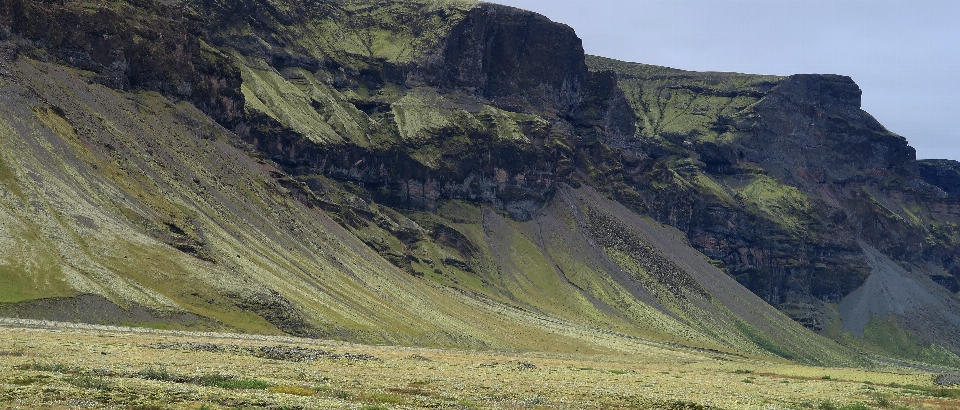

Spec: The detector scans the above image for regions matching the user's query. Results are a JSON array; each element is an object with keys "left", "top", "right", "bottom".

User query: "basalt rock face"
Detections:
[
  {"left": 726, "top": 73, "right": 953, "bottom": 285},
  {"left": 742, "top": 74, "right": 917, "bottom": 182},
  {"left": 712, "top": 74, "right": 915, "bottom": 305},
  {"left": 1, "top": 1, "right": 633, "bottom": 219},
  {"left": 920, "top": 159, "right": 960, "bottom": 199},
  {"left": 0, "top": 0, "right": 244, "bottom": 124},
  {"left": 584, "top": 61, "right": 869, "bottom": 314},
  {"left": 190, "top": 1, "right": 634, "bottom": 219},
  {"left": 433, "top": 5, "right": 590, "bottom": 115},
  {"left": 586, "top": 57, "right": 960, "bottom": 358},
  {"left": 432, "top": 4, "right": 636, "bottom": 136}
]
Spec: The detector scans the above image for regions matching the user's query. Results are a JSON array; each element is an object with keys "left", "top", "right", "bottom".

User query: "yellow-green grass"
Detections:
[
  {"left": 736, "top": 174, "right": 812, "bottom": 234},
  {"left": 0, "top": 324, "right": 954, "bottom": 410}
]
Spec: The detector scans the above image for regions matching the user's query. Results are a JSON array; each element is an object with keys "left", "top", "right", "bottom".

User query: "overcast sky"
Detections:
[{"left": 489, "top": 0, "right": 960, "bottom": 161}]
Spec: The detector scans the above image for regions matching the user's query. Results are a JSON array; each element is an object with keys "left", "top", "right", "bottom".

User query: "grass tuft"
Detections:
[
  {"left": 198, "top": 373, "right": 270, "bottom": 390},
  {"left": 872, "top": 393, "right": 890, "bottom": 407},
  {"left": 65, "top": 374, "right": 112, "bottom": 390},
  {"left": 648, "top": 400, "right": 716, "bottom": 410},
  {"left": 521, "top": 396, "right": 545, "bottom": 406},
  {"left": 387, "top": 387, "right": 430, "bottom": 396},
  {"left": 15, "top": 361, "right": 73, "bottom": 373},
  {"left": 128, "top": 404, "right": 166, "bottom": 410},
  {"left": 365, "top": 392, "right": 405, "bottom": 404},
  {"left": 0, "top": 348, "right": 26, "bottom": 357},
  {"left": 899, "top": 384, "right": 960, "bottom": 398},
  {"left": 315, "top": 385, "right": 353, "bottom": 399},
  {"left": 268, "top": 385, "right": 316, "bottom": 396},
  {"left": 837, "top": 404, "right": 872, "bottom": 410},
  {"left": 139, "top": 366, "right": 174, "bottom": 381},
  {"left": 9, "top": 375, "right": 49, "bottom": 385},
  {"left": 456, "top": 399, "right": 479, "bottom": 408}
]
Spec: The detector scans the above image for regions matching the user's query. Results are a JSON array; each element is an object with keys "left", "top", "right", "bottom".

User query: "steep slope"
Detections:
[
  {"left": 0, "top": 47, "right": 669, "bottom": 355},
  {"left": 0, "top": 0, "right": 868, "bottom": 365}
]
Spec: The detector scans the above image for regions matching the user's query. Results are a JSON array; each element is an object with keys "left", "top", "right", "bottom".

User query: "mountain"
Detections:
[
  {"left": 585, "top": 57, "right": 960, "bottom": 363},
  {"left": 0, "top": 0, "right": 957, "bottom": 367}
]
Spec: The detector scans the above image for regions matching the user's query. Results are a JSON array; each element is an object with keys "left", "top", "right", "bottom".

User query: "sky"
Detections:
[{"left": 489, "top": 0, "right": 960, "bottom": 161}]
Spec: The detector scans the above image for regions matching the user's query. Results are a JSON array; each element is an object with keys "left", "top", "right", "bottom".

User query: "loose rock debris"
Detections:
[{"left": 146, "top": 342, "right": 380, "bottom": 362}]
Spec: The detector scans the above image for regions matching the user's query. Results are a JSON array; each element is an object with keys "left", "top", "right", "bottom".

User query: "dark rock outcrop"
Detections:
[
  {"left": 581, "top": 57, "right": 960, "bottom": 342},
  {"left": 0, "top": 0, "right": 244, "bottom": 123},
  {"left": 198, "top": 1, "right": 635, "bottom": 219},
  {"left": 231, "top": 290, "right": 324, "bottom": 338},
  {"left": 429, "top": 4, "right": 636, "bottom": 135},
  {"left": 919, "top": 159, "right": 960, "bottom": 198},
  {"left": 741, "top": 74, "right": 917, "bottom": 183},
  {"left": 433, "top": 4, "right": 590, "bottom": 115}
]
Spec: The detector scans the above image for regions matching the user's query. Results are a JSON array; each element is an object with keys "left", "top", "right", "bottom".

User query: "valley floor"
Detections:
[{"left": 0, "top": 319, "right": 956, "bottom": 410}]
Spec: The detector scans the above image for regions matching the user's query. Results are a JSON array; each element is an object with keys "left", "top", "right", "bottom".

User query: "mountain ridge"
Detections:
[{"left": 0, "top": 0, "right": 958, "bottom": 368}]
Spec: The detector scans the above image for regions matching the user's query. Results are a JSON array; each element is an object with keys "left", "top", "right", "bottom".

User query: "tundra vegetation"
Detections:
[{"left": 1, "top": 321, "right": 958, "bottom": 409}]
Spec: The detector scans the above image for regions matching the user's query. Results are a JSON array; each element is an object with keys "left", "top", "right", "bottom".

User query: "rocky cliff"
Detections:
[
  {"left": 587, "top": 57, "right": 960, "bottom": 361},
  {"left": 920, "top": 159, "right": 960, "bottom": 200},
  {"left": 1, "top": 0, "right": 958, "bottom": 366}
]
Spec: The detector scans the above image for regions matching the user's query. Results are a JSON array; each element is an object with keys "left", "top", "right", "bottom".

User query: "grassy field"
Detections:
[{"left": 0, "top": 320, "right": 957, "bottom": 410}]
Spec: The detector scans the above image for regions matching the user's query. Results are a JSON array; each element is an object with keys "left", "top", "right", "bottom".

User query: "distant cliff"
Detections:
[{"left": 587, "top": 56, "right": 960, "bottom": 360}]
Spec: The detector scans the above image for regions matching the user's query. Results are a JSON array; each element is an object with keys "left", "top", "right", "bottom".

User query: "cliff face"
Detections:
[
  {"left": 920, "top": 159, "right": 960, "bottom": 200},
  {"left": 435, "top": 5, "right": 589, "bottom": 114},
  {"left": 182, "top": 1, "right": 636, "bottom": 219},
  {"left": 1, "top": 0, "right": 959, "bottom": 366},
  {"left": 0, "top": 0, "right": 244, "bottom": 123},
  {"left": 587, "top": 56, "right": 960, "bottom": 360},
  {"left": 744, "top": 74, "right": 916, "bottom": 181}
]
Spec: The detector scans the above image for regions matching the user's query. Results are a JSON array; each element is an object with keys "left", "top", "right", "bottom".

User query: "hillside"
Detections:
[{"left": 0, "top": 0, "right": 958, "bottom": 370}]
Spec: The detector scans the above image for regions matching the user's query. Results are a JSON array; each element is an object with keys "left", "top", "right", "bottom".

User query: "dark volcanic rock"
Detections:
[
  {"left": 0, "top": 0, "right": 245, "bottom": 124},
  {"left": 231, "top": 290, "right": 324, "bottom": 338},
  {"left": 919, "top": 159, "right": 960, "bottom": 198},
  {"left": 210, "top": 2, "right": 634, "bottom": 220},
  {"left": 432, "top": 4, "right": 635, "bottom": 135},
  {"left": 434, "top": 4, "right": 589, "bottom": 114},
  {"left": 581, "top": 58, "right": 960, "bottom": 339},
  {"left": 741, "top": 74, "right": 917, "bottom": 183}
]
